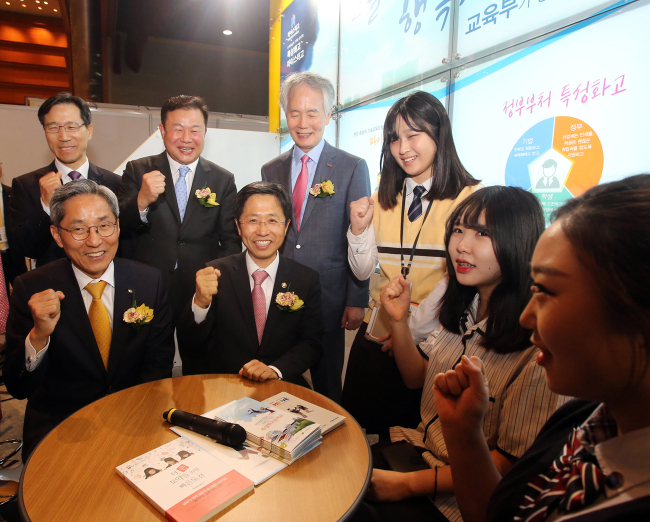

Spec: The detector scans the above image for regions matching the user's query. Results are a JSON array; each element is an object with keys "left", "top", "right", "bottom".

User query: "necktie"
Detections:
[
  {"left": 292, "top": 155, "right": 309, "bottom": 231},
  {"left": 252, "top": 270, "right": 269, "bottom": 344},
  {"left": 85, "top": 281, "right": 111, "bottom": 369},
  {"left": 513, "top": 427, "right": 605, "bottom": 522},
  {"left": 175, "top": 166, "right": 190, "bottom": 222},
  {"left": 0, "top": 256, "right": 9, "bottom": 334},
  {"left": 407, "top": 185, "right": 426, "bottom": 222},
  {"left": 68, "top": 171, "right": 81, "bottom": 181}
]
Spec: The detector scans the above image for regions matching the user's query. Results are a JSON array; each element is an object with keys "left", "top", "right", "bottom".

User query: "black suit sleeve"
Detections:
[
  {"left": 268, "top": 271, "right": 323, "bottom": 382},
  {"left": 137, "top": 269, "right": 175, "bottom": 383},
  {"left": 176, "top": 298, "right": 216, "bottom": 361},
  {"left": 4, "top": 276, "right": 48, "bottom": 400},
  {"left": 215, "top": 173, "right": 240, "bottom": 258},
  {"left": 117, "top": 161, "right": 148, "bottom": 234},
  {"left": 9, "top": 175, "right": 55, "bottom": 260}
]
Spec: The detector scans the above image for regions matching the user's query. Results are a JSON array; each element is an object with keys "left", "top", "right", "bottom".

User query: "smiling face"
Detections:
[
  {"left": 520, "top": 221, "right": 640, "bottom": 402},
  {"left": 389, "top": 115, "right": 437, "bottom": 184},
  {"left": 43, "top": 103, "right": 93, "bottom": 170},
  {"left": 236, "top": 194, "right": 289, "bottom": 268},
  {"left": 286, "top": 84, "right": 332, "bottom": 153},
  {"left": 448, "top": 213, "right": 501, "bottom": 300},
  {"left": 159, "top": 108, "right": 206, "bottom": 165},
  {"left": 51, "top": 194, "right": 119, "bottom": 279}
]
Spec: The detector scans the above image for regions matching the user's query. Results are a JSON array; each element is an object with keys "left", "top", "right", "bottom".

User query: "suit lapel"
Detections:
[
  {"left": 280, "top": 150, "right": 293, "bottom": 192},
  {"left": 300, "top": 142, "right": 338, "bottom": 230},
  {"left": 56, "top": 262, "right": 107, "bottom": 371},
  {"left": 259, "top": 257, "right": 289, "bottom": 353},
  {"left": 88, "top": 163, "right": 103, "bottom": 185},
  {"left": 107, "top": 259, "right": 133, "bottom": 378},
  {"left": 230, "top": 254, "right": 260, "bottom": 347},
  {"left": 157, "top": 152, "right": 181, "bottom": 224},
  {"left": 181, "top": 156, "right": 210, "bottom": 226}
]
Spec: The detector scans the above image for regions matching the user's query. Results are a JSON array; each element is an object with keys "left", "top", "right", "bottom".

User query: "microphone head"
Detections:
[{"left": 225, "top": 423, "right": 247, "bottom": 447}]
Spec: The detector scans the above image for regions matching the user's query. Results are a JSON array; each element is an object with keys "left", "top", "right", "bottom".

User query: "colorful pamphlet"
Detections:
[{"left": 263, "top": 392, "right": 346, "bottom": 435}]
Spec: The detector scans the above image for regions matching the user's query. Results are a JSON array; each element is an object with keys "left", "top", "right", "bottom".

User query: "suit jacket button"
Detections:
[{"left": 296, "top": 244, "right": 301, "bottom": 249}]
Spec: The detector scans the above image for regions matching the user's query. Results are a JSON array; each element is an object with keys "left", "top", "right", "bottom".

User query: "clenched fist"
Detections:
[
  {"left": 28, "top": 289, "right": 65, "bottom": 351},
  {"left": 350, "top": 196, "right": 374, "bottom": 235},
  {"left": 137, "top": 170, "right": 166, "bottom": 211},
  {"left": 39, "top": 171, "right": 63, "bottom": 208},
  {"left": 194, "top": 266, "right": 221, "bottom": 309}
]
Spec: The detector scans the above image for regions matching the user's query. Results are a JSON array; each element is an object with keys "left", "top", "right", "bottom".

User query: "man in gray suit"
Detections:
[{"left": 262, "top": 72, "right": 371, "bottom": 402}]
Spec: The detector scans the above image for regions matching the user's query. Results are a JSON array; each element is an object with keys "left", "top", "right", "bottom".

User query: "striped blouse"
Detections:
[{"left": 390, "top": 294, "right": 566, "bottom": 522}]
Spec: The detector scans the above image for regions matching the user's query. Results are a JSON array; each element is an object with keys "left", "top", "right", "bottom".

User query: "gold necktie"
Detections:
[{"left": 85, "top": 281, "right": 111, "bottom": 369}]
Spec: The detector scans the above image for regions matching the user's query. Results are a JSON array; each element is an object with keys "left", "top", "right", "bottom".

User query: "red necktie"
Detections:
[
  {"left": 252, "top": 270, "right": 269, "bottom": 344},
  {"left": 292, "top": 155, "right": 309, "bottom": 231},
  {"left": 0, "top": 255, "right": 9, "bottom": 334}
]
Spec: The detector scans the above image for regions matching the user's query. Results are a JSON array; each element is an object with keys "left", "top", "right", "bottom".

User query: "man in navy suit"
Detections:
[
  {"left": 118, "top": 96, "right": 240, "bottom": 378},
  {"left": 4, "top": 180, "right": 174, "bottom": 461},
  {"left": 262, "top": 72, "right": 371, "bottom": 401},
  {"left": 10, "top": 93, "right": 122, "bottom": 267},
  {"left": 177, "top": 182, "right": 322, "bottom": 387}
]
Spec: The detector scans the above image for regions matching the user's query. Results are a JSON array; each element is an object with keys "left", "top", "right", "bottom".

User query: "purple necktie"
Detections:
[
  {"left": 69, "top": 171, "right": 81, "bottom": 180},
  {"left": 252, "top": 270, "right": 269, "bottom": 344}
]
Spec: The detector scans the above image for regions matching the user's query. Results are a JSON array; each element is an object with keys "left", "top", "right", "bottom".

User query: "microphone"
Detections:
[{"left": 163, "top": 408, "right": 247, "bottom": 448}]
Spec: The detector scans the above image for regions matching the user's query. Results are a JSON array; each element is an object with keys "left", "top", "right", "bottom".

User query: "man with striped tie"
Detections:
[
  {"left": 4, "top": 180, "right": 174, "bottom": 462},
  {"left": 10, "top": 93, "right": 122, "bottom": 267},
  {"left": 118, "top": 96, "right": 240, "bottom": 375}
]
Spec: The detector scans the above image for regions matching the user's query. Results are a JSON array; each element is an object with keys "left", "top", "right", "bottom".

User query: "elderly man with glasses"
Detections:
[
  {"left": 4, "top": 180, "right": 174, "bottom": 462},
  {"left": 177, "top": 181, "right": 323, "bottom": 387},
  {"left": 9, "top": 92, "right": 122, "bottom": 267}
]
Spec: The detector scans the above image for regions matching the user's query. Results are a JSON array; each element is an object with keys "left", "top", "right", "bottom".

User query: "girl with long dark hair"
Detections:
[{"left": 343, "top": 91, "right": 480, "bottom": 433}]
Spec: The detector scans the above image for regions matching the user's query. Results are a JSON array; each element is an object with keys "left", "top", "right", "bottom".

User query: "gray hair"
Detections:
[
  {"left": 279, "top": 72, "right": 336, "bottom": 115},
  {"left": 50, "top": 178, "right": 119, "bottom": 228}
]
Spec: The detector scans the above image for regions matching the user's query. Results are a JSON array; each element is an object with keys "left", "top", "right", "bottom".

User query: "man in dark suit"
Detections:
[
  {"left": 262, "top": 72, "right": 371, "bottom": 402},
  {"left": 4, "top": 180, "right": 174, "bottom": 461},
  {"left": 0, "top": 164, "right": 26, "bottom": 294},
  {"left": 10, "top": 92, "right": 122, "bottom": 267},
  {"left": 177, "top": 182, "right": 322, "bottom": 387},
  {"left": 117, "top": 96, "right": 240, "bottom": 355}
]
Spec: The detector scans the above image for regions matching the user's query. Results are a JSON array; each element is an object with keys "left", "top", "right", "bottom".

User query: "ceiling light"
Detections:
[
  {"left": 53, "top": 8, "right": 57, "bottom": 11},
  {"left": 223, "top": 30, "right": 233, "bottom": 35},
  {"left": 38, "top": 5, "right": 42, "bottom": 8},
  {"left": 5, "top": 2, "right": 10, "bottom": 5}
]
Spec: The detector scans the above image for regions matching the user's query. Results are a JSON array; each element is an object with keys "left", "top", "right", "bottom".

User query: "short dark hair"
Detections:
[
  {"left": 161, "top": 95, "right": 209, "bottom": 127},
  {"left": 50, "top": 179, "right": 119, "bottom": 228},
  {"left": 37, "top": 92, "right": 92, "bottom": 127},
  {"left": 438, "top": 186, "right": 545, "bottom": 353},
  {"left": 553, "top": 174, "right": 650, "bottom": 362},
  {"left": 378, "top": 91, "right": 480, "bottom": 210},
  {"left": 234, "top": 181, "right": 292, "bottom": 224}
]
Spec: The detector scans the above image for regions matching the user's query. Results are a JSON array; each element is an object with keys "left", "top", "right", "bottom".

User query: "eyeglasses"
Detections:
[
  {"left": 44, "top": 123, "right": 86, "bottom": 133},
  {"left": 238, "top": 218, "right": 286, "bottom": 229},
  {"left": 59, "top": 222, "right": 117, "bottom": 241}
]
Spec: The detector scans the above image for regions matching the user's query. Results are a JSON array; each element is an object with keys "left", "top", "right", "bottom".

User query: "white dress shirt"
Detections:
[
  {"left": 347, "top": 176, "right": 434, "bottom": 280},
  {"left": 191, "top": 252, "right": 283, "bottom": 379},
  {"left": 41, "top": 158, "right": 90, "bottom": 215},
  {"left": 139, "top": 154, "right": 199, "bottom": 222},
  {"left": 25, "top": 261, "right": 116, "bottom": 370}
]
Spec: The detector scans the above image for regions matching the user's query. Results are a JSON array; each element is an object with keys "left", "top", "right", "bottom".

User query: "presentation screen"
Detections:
[
  {"left": 338, "top": 75, "right": 449, "bottom": 192},
  {"left": 450, "top": 0, "right": 649, "bottom": 222},
  {"left": 339, "top": 0, "right": 451, "bottom": 107},
  {"left": 456, "top": 0, "right": 633, "bottom": 60}
]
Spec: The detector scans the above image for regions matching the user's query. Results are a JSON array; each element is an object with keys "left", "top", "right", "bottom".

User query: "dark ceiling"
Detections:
[{"left": 116, "top": 0, "right": 270, "bottom": 54}]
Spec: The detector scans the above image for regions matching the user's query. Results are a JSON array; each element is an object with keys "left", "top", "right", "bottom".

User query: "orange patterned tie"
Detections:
[{"left": 85, "top": 281, "right": 111, "bottom": 369}]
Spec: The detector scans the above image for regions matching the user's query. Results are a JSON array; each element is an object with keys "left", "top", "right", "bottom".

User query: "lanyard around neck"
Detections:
[{"left": 399, "top": 182, "right": 433, "bottom": 279}]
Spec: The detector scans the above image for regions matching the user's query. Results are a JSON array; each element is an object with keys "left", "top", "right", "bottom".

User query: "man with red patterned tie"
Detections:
[
  {"left": 10, "top": 93, "right": 122, "bottom": 267},
  {"left": 177, "top": 182, "right": 322, "bottom": 387}
]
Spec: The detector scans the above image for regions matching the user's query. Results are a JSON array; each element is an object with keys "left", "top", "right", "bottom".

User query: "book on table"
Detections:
[
  {"left": 115, "top": 437, "right": 253, "bottom": 522},
  {"left": 263, "top": 392, "right": 346, "bottom": 435}
]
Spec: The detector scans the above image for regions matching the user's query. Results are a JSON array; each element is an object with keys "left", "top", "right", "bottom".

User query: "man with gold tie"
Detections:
[{"left": 4, "top": 180, "right": 174, "bottom": 461}]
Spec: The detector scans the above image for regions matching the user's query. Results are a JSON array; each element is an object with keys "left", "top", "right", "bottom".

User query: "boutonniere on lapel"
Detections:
[
  {"left": 275, "top": 287, "right": 304, "bottom": 312},
  {"left": 123, "top": 290, "right": 154, "bottom": 328},
  {"left": 195, "top": 184, "right": 220, "bottom": 208},
  {"left": 309, "top": 179, "right": 335, "bottom": 198}
]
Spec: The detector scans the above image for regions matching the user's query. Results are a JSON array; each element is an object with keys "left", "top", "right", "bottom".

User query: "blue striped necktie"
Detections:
[
  {"left": 407, "top": 185, "right": 426, "bottom": 222},
  {"left": 175, "top": 166, "right": 190, "bottom": 221}
]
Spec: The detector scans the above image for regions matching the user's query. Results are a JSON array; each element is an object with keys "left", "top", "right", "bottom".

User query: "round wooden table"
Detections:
[{"left": 19, "top": 375, "right": 371, "bottom": 521}]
